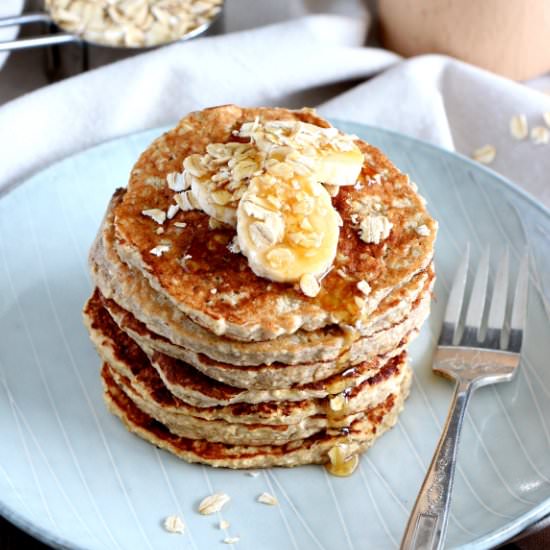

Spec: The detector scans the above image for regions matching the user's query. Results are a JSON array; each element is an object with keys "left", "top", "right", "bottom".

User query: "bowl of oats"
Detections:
[{"left": 0, "top": 0, "right": 224, "bottom": 52}]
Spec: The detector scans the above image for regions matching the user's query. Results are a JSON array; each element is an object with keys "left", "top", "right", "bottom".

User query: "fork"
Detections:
[{"left": 400, "top": 245, "right": 529, "bottom": 550}]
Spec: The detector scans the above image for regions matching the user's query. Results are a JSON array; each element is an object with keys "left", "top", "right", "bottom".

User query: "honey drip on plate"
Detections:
[
  {"left": 324, "top": 443, "right": 359, "bottom": 477},
  {"left": 325, "top": 382, "right": 358, "bottom": 475}
]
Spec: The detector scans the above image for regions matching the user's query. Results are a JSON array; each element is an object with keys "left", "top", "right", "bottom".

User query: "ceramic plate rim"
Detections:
[{"left": 1, "top": 120, "right": 549, "bottom": 550}]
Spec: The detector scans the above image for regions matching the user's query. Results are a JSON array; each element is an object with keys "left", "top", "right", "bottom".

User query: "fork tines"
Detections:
[{"left": 439, "top": 245, "right": 528, "bottom": 352}]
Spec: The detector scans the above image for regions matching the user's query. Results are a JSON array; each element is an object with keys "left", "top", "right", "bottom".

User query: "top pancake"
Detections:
[{"left": 113, "top": 105, "right": 437, "bottom": 341}]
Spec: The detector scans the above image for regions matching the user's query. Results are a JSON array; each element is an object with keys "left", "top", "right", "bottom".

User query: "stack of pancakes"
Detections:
[{"left": 83, "top": 105, "right": 436, "bottom": 471}]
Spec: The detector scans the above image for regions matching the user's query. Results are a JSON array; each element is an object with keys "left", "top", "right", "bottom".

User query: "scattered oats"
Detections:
[
  {"left": 252, "top": 218, "right": 286, "bottom": 247},
  {"left": 163, "top": 515, "right": 185, "bottom": 534},
  {"left": 354, "top": 296, "right": 365, "bottom": 309},
  {"left": 142, "top": 208, "right": 166, "bottom": 224},
  {"left": 227, "top": 237, "right": 241, "bottom": 254},
  {"left": 357, "top": 280, "right": 371, "bottom": 295},
  {"left": 144, "top": 176, "right": 165, "bottom": 188},
  {"left": 175, "top": 190, "right": 198, "bottom": 211},
  {"left": 336, "top": 268, "right": 348, "bottom": 279},
  {"left": 174, "top": 222, "right": 187, "bottom": 228},
  {"left": 350, "top": 213, "right": 359, "bottom": 224},
  {"left": 416, "top": 224, "right": 430, "bottom": 236},
  {"left": 167, "top": 203, "right": 179, "bottom": 220},
  {"left": 219, "top": 520, "right": 230, "bottom": 530},
  {"left": 368, "top": 173, "right": 382, "bottom": 185},
  {"left": 472, "top": 145, "right": 496, "bottom": 164},
  {"left": 391, "top": 197, "right": 412, "bottom": 208},
  {"left": 223, "top": 536, "right": 240, "bottom": 544},
  {"left": 544, "top": 112, "right": 550, "bottom": 128},
  {"left": 299, "top": 273, "right": 321, "bottom": 298},
  {"left": 531, "top": 126, "right": 550, "bottom": 145},
  {"left": 210, "top": 288, "right": 218, "bottom": 295},
  {"left": 353, "top": 181, "right": 363, "bottom": 190},
  {"left": 359, "top": 214, "right": 393, "bottom": 244},
  {"left": 150, "top": 244, "right": 170, "bottom": 256},
  {"left": 166, "top": 172, "right": 187, "bottom": 192},
  {"left": 156, "top": 227, "right": 165, "bottom": 235},
  {"left": 266, "top": 247, "right": 294, "bottom": 270},
  {"left": 329, "top": 394, "right": 346, "bottom": 412},
  {"left": 246, "top": 471, "right": 260, "bottom": 477},
  {"left": 257, "top": 492, "right": 278, "bottom": 506},
  {"left": 510, "top": 114, "right": 528, "bottom": 140},
  {"left": 198, "top": 493, "right": 230, "bottom": 515},
  {"left": 181, "top": 253, "right": 192, "bottom": 263},
  {"left": 238, "top": 120, "right": 359, "bottom": 166}
]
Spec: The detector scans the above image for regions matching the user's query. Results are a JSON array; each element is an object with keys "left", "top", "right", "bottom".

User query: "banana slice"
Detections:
[
  {"left": 238, "top": 120, "right": 364, "bottom": 186},
  {"left": 183, "top": 143, "right": 264, "bottom": 226},
  {"left": 237, "top": 170, "right": 340, "bottom": 286},
  {"left": 190, "top": 176, "right": 240, "bottom": 226},
  {"left": 314, "top": 148, "right": 365, "bottom": 187}
]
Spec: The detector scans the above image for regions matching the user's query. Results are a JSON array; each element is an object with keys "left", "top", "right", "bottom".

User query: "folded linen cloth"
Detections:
[
  {"left": 0, "top": 11, "right": 549, "bottom": 209},
  {"left": 321, "top": 55, "right": 550, "bottom": 207}
]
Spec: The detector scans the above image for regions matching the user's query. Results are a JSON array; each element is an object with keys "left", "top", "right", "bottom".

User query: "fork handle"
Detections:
[{"left": 400, "top": 380, "right": 473, "bottom": 550}]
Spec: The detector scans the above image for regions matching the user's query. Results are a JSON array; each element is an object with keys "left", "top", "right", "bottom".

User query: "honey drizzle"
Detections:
[
  {"left": 324, "top": 444, "right": 359, "bottom": 477},
  {"left": 324, "top": 325, "right": 362, "bottom": 477}
]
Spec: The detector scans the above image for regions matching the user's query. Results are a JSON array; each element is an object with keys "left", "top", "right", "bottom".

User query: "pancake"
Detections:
[
  {"left": 99, "top": 282, "right": 429, "bottom": 389},
  {"left": 84, "top": 289, "right": 410, "bottom": 408},
  {"left": 90, "top": 190, "right": 434, "bottom": 372},
  {"left": 106, "top": 363, "right": 343, "bottom": 445},
  {"left": 102, "top": 363, "right": 412, "bottom": 469},
  {"left": 83, "top": 104, "right": 436, "bottom": 473},
  {"left": 85, "top": 287, "right": 411, "bottom": 447},
  {"left": 106, "top": 360, "right": 411, "bottom": 446},
  {"left": 112, "top": 105, "right": 437, "bottom": 341}
]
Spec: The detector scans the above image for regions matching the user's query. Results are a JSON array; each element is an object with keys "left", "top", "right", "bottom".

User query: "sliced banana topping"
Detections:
[
  {"left": 181, "top": 119, "right": 363, "bottom": 227},
  {"left": 238, "top": 119, "right": 364, "bottom": 186},
  {"left": 183, "top": 142, "right": 265, "bottom": 225},
  {"left": 237, "top": 171, "right": 339, "bottom": 285},
  {"left": 173, "top": 118, "right": 362, "bottom": 290}
]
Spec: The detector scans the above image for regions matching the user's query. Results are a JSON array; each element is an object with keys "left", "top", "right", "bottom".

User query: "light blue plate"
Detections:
[{"left": 1, "top": 122, "right": 550, "bottom": 550}]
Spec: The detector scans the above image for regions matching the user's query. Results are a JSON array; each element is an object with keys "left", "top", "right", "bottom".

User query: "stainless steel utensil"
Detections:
[
  {"left": 400, "top": 245, "right": 529, "bottom": 550},
  {"left": 0, "top": 12, "right": 78, "bottom": 51}
]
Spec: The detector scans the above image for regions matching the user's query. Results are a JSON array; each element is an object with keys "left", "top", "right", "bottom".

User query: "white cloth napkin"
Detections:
[{"left": 1, "top": 6, "right": 549, "bottom": 211}]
